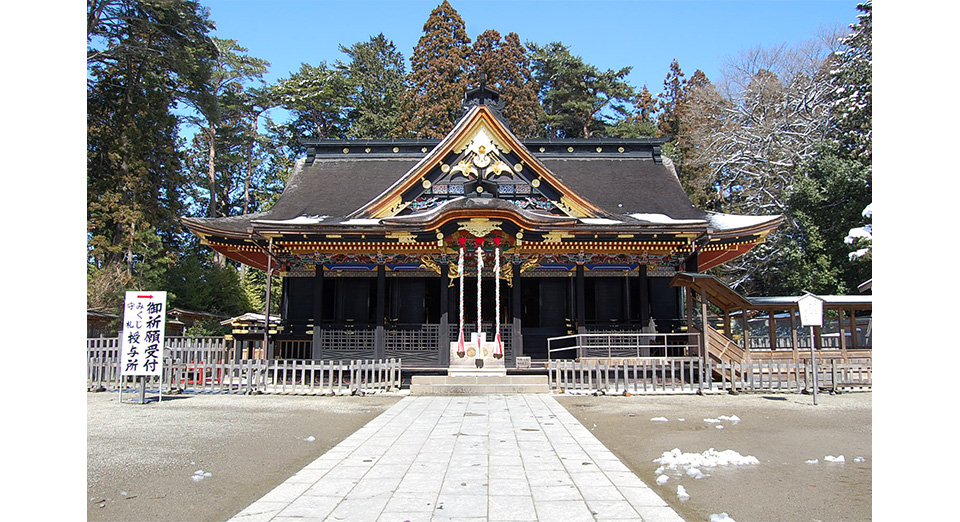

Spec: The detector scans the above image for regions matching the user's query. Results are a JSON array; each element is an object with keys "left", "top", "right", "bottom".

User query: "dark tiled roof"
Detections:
[
  {"left": 540, "top": 157, "right": 706, "bottom": 221},
  {"left": 182, "top": 156, "right": 423, "bottom": 234}
]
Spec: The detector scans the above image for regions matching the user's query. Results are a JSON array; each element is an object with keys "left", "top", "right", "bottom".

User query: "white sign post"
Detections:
[
  {"left": 797, "top": 292, "right": 824, "bottom": 405},
  {"left": 120, "top": 291, "right": 167, "bottom": 404}
]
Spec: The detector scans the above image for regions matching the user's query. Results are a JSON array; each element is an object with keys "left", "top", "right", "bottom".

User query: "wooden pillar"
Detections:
[
  {"left": 311, "top": 265, "right": 324, "bottom": 360},
  {"left": 741, "top": 308, "right": 750, "bottom": 360},
  {"left": 768, "top": 310, "right": 777, "bottom": 351},
  {"left": 638, "top": 265, "right": 650, "bottom": 326},
  {"left": 623, "top": 273, "right": 631, "bottom": 325},
  {"left": 790, "top": 307, "right": 799, "bottom": 363},
  {"left": 838, "top": 308, "right": 849, "bottom": 362},
  {"left": 512, "top": 262, "right": 523, "bottom": 357},
  {"left": 375, "top": 265, "right": 385, "bottom": 360},
  {"left": 849, "top": 308, "right": 859, "bottom": 350},
  {"left": 575, "top": 264, "right": 586, "bottom": 334},
  {"left": 439, "top": 263, "right": 450, "bottom": 367},
  {"left": 699, "top": 282, "right": 709, "bottom": 361},
  {"left": 264, "top": 248, "right": 274, "bottom": 360}
]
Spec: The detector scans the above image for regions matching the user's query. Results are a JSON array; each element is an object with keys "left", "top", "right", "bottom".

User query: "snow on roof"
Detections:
[
  {"left": 748, "top": 295, "right": 872, "bottom": 306},
  {"left": 705, "top": 212, "right": 781, "bottom": 231},
  {"left": 220, "top": 313, "right": 282, "bottom": 326},
  {"left": 580, "top": 218, "right": 624, "bottom": 225},
  {"left": 253, "top": 215, "right": 329, "bottom": 225},
  {"left": 628, "top": 213, "right": 706, "bottom": 225}
]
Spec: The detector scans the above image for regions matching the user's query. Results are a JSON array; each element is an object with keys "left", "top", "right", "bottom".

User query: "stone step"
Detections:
[{"left": 409, "top": 375, "right": 551, "bottom": 395}]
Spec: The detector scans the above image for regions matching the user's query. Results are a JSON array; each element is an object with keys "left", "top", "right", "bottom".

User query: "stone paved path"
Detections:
[{"left": 229, "top": 395, "right": 684, "bottom": 522}]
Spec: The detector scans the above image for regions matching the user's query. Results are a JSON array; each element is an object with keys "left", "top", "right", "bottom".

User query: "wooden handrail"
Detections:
[{"left": 707, "top": 325, "right": 748, "bottom": 364}]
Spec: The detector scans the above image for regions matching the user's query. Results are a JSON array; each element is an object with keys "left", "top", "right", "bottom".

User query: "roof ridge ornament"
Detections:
[{"left": 461, "top": 75, "right": 508, "bottom": 125}]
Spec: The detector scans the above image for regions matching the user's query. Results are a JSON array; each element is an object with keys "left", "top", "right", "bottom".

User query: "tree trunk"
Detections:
[
  {"left": 206, "top": 125, "right": 226, "bottom": 267},
  {"left": 206, "top": 125, "right": 218, "bottom": 218}
]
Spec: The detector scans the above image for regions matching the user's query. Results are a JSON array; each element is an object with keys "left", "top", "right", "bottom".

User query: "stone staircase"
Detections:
[{"left": 409, "top": 374, "right": 550, "bottom": 395}]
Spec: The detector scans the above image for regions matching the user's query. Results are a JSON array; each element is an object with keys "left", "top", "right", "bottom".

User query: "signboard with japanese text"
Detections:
[
  {"left": 120, "top": 291, "right": 167, "bottom": 377},
  {"left": 797, "top": 293, "right": 824, "bottom": 327}
]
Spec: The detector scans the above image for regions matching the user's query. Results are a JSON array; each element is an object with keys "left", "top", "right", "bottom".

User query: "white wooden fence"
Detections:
[
  {"left": 88, "top": 354, "right": 402, "bottom": 395},
  {"left": 547, "top": 357, "right": 871, "bottom": 394},
  {"left": 87, "top": 336, "right": 231, "bottom": 366}
]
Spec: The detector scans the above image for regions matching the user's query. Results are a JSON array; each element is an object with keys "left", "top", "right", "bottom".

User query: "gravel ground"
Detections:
[
  {"left": 557, "top": 391, "right": 872, "bottom": 522},
  {"left": 87, "top": 391, "right": 400, "bottom": 522},
  {"left": 87, "top": 390, "right": 871, "bottom": 522}
]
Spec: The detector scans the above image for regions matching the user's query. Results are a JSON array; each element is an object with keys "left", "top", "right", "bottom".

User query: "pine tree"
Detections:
[
  {"left": 182, "top": 37, "right": 269, "bottom": 221},
  {"left": 398, "top": 0, "right": 471, "bottom": 138},
  {"left": 530, "top": 42, "right": 635, "bottom": 139},
  {"left": 275, "top": 61, "right": 353, "bottom": 145}
]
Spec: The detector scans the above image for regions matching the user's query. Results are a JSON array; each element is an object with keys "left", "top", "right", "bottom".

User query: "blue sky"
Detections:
[{"left": 201, "top": 0, "right": 863, "bottom": 122}]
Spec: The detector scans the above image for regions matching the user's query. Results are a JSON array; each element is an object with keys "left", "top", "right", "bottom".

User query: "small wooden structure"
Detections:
[{"left": 670, "top": 272, "right": 872, "bottom": 366}]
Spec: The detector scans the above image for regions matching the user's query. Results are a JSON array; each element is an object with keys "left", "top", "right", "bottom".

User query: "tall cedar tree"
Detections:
[
  {"left": 657, "top": 59, "right": 685, "bottom": 139},
  {"left": 337, "top": 34, "right": 408, "bottom": 139},
  {"left": 87, "top": 0, "right": 217, "bottom": 309},
  {"left": 530, "top": 42, "right": 635, "bottom": 138},
  {"left": 398, "top": 0, "right": 471, "bottom": 138},
  {"left": 672, "top": 69, "right": 721, "bottom": 208},
  {"left": 469, "top": 30, "right": 542, "bottom": 138}
]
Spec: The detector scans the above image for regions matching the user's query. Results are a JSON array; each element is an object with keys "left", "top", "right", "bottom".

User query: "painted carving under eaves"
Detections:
[{"left": 398, "top": 125, "right": 561, "bottom": 217}]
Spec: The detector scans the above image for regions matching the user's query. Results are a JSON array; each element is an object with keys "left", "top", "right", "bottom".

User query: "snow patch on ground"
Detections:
[
  {"left": 677, "top": 484, "right": 690, "bottom": 502},
  {"left": 704, "top": 415, "right": 741, "bottom": 425},
  {"left": 710, "top": 513, "right": 737, "bottom": 522},
  {"left": 650, "top": 416, "right": 669, "bottom": 422},
  {"left": 191, "top": 469, "right": 212, "bottom": 482},
  {"left": 654, "top": 448, "right": 760, "bottom": 473}
]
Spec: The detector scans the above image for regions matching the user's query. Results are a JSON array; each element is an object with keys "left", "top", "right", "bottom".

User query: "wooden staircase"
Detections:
[{"left": 703, "top": 325, "right": 748, "bottom": 381}]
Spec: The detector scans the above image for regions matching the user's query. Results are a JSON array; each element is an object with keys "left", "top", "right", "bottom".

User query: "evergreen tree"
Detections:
[
  {"left": 182, "top": 37, "right": 269, "bottom": 221},
  {"left": 673, "top": 69, "right": 722, "bottom": 208},
  {"left": 275, "top": 61, "right": 353, "bottom": 145},
  {"left": 830, "top": 1, "right": 872, "bottom": 161},
  {"left": 398, "top": 0, "right": 471, "bottom": 138},
  {"left": 468, "top": 30, "right": 542, "bottom": 137},
  {"left": 164, "top": 237, "right": 252, "bottom": 316},
  {"left": 636, "top": 84, "right": 657, "bottom": 126},
  {"left": 530, "top": 42, "right": 635, "bottom": 139},
  {"left": 657, "top": 59, "right": 686, "bottom": 138},
  {"left": 87, "top": 0, "right": 217, "bottom": 310},
  {"left": 337, "top": 34, "right": 407, "bottom": 139}
]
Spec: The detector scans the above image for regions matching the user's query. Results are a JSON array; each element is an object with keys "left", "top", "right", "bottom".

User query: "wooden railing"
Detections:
[
  {"left": 706, "top": 325, "right": 748, "bottom": 363},
  {"left": 547, "top": 332, "right": 700, "bottom": 361}
]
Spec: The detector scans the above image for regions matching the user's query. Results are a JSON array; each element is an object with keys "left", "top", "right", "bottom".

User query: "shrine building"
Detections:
[{"left": 182, "top": 86, "right": 783, "bottom": 368}]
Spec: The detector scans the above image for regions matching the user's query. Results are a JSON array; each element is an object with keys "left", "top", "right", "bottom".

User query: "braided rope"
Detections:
[
  {"left": 475, "top": 237, "right": 484, "bottom": 360},
  {"left": 494, "top": 237, "right": 503, "bottom": 358},
  {"left": 457, "top": 238, "right": 465, "bottom": 357}
]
